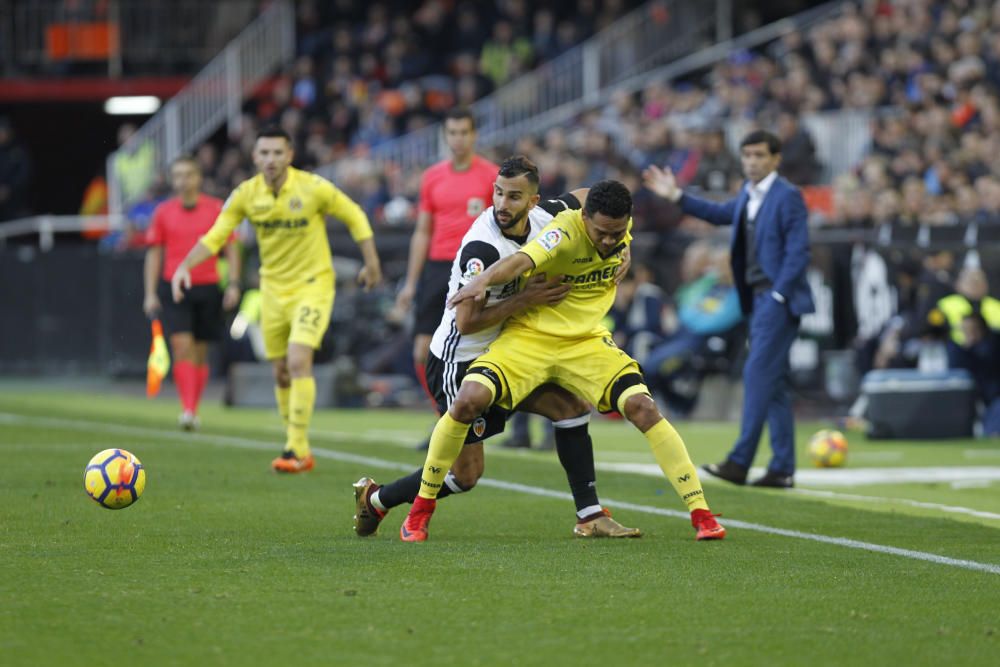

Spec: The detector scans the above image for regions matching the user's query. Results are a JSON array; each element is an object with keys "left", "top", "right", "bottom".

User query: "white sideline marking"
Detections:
[
  {"left": 849, "top": 451, "right": 905, "bottom": 462},
  {"left": 951, "top": 480, "right": 994, "bottom": 490},
  {"left": 2, "top": 412, "right": 999, "bottom": 577},
  {"left": 598, "top": 462, "right": 1000, "bottom": 487},
  {"left": 790, "top": 488, "right": 1000, "bottom": 521},
  {"left": 964, "top": 449, "right": 1000, "bottom": 460}
]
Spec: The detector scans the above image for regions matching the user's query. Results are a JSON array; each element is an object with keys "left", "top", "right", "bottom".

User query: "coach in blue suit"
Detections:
[{"left": 644, "top": 129, "right": 814, "bottom": 487}]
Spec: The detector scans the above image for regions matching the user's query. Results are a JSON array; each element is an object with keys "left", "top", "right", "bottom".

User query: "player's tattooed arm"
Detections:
[
  {"left": 614, "top": 246, "right": 631, "bottom": 285},
  {"left": 455, "top": 274, "right": 570, "bottom": 334},
  {"left": 448, "top": 251, "right": 535, "bottom": 309}
]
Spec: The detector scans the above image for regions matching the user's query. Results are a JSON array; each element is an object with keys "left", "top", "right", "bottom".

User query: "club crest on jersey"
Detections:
[
  {"left": 467, "top": 197, "right": 485, "bottom": 217},
  {"left": 538, "top": 229, "right": 563, "bottom": 251},
  {"left": 289, "top": 196, "right": 303, "bottom": 211},
  {"left": 472, "top": 417, "right": 487, "bottom": 438},
  {"left": 463, "top": 258, "right": 485, "bottom": 280}
]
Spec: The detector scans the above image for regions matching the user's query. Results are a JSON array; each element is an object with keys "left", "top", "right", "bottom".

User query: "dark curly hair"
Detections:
[
  {"left": 583, "top": 179, "right": 632, "bottom": 219},
  {"left": 497, "top": 155, "right": 539, "bottom": 189}
]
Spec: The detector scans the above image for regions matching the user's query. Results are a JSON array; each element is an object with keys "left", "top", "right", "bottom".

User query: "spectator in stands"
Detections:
[
  {"left": 0, "top": 117, "right": 31, "bottom": 222},
  {"left": 913, "top": 250, "right": 956, "bottom": 326},
  {"left": 776, "top": 112, "right": 821, "bottom": 185},
  {"left": 643, "top": 247, "right": 743, "bottom": 417},
  {"left": 479, "top": 21, "right": 533, "bottom": 88},
  {"left": 610, "top": 262, "right": 667, "bottom": 364},
  {"left": 691, "top": 128, "right": 741, "bottom": 195},
  {"left": 947, "top": 312, "right": 1000, "bottom": 436},
  {"left": 113, "top": 123, "right": 155, "bottom": 207},
  {"left": 937, "top": 267, "right": 1000, "bottom": 345}
]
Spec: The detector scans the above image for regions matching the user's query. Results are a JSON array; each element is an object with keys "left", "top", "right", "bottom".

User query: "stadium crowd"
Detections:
[
  {"left": 6, "top": 1, "right": 1000, "bottom": 427},
  {"left": 488, "top": 0, "right": 1000, "bottom": 232},
  {"left": 93, "top": 0, "right": 1000, "bottom": 417}
]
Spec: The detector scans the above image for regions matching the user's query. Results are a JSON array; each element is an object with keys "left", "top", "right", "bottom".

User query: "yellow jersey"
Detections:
[
  {"left": 514, "top": 208, "right": 631, "bottom": 338},
  {"left": 201, "top": 166, "right": 373, "bottom": 291}
]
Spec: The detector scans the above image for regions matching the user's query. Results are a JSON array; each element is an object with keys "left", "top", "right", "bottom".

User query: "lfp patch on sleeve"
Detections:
[
  {"left": 462, "top": 257, "right": 485, "bottom": 281},
  {"left": 538, "top": 229, "right": 563, "bottom": 252}
]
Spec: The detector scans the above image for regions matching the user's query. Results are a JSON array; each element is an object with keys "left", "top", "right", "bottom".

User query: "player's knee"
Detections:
[
  {"left": 286, "top": 348, "right": 313, "bottom": 378},
  {"left": 449, "top": 385, "right": 492, "bottom": 424},
  {"left": 623, "top": 394, "right": 661, "bottom": 431},
  {"left": 272, "top": 361, "right": 291, "bottom": 387},
  {"left": 556, "top": 394, "right": 591, "bottom": 421},
  {"left": 451, "top": 460, "right": 483, "bottom": 489}
]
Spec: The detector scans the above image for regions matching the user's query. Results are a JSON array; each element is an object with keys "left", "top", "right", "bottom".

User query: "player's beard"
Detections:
[{"left": 494, "top": 208, "right": 528, "bottom": 231}]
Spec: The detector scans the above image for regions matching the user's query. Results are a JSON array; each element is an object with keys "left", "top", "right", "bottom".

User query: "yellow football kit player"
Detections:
[
  {"left": 470, "top": 210, "right": 642, "bottom": 413},
  {"left": 201, "top": 166, "right": 372, "bottom": 357},
  {"left": 402, "top": 180, "right": 724, "bottom": 542},
  {"left": 200, "top": 167, "right": 373, "bottom": 466}
]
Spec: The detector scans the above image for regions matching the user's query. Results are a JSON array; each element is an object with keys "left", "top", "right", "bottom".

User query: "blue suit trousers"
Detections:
[{"left": 728, "top": 291, "right": 800, "bottom": 475}]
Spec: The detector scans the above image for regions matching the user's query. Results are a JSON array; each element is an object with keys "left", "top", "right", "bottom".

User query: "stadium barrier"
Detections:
[{"left": 3, "top": 221, "right": 996, "bottom": 414}]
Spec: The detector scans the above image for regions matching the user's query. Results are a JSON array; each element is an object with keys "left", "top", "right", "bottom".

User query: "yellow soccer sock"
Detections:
[
  {"left": 285, "top": 377, "right": 316, "bottom": 458},
  {"left": 418, "top": 412, "right": 469, "bottom": 500},
  {"left": 274, "top": 385, "right": 291, "bottom": 428},
  {"left": 644, "top": 419, "right": 709, "bottom": 511}
]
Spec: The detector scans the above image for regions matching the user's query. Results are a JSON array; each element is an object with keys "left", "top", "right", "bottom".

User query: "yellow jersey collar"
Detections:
[{"left": 265, "top": 166, "right": 297, "bottom": 197}]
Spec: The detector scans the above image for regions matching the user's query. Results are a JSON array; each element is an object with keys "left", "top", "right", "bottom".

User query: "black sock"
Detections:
[
  {"left": 554, "top": 420, "right": 600, "bottom": 514},
  {"left": 376, "top": 468, "right": 459, "bottom": 509}
]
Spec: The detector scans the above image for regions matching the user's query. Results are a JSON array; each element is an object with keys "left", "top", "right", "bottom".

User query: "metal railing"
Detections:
[
  {"left": 105, "top": 0, "right": 294, "bottom": 218},
  {"left": 2, "top": 0, "right": 261, "bottom": 77},
  {"left": 0, "top": 215, "right": 114, "bottom": 251},
  {"left": 318, "top": 0, "right": 721, "bottom": 183}
]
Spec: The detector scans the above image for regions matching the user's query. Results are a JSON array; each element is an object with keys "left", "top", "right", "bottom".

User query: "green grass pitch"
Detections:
[{"left": 1, "top": 384, "right": 998, "bottom": 666}]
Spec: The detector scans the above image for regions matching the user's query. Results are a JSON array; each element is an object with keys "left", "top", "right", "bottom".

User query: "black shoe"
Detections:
[
  {"left": 501, "top": 435, "right": 531, "bottom": 449},
  {"left": 701, "top": 460, "right": 748, "bottom": 485},
  {"left": 750, "top": 472, "right": 794, "bottom": 488}
]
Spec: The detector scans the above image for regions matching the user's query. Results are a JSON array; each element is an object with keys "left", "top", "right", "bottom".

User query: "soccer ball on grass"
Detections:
[
  {"left": 807, "top": 430, "right": 848, "bottom": 468},
  {"left": 84, "top": 449, "right": 146, "bottom": 509}
]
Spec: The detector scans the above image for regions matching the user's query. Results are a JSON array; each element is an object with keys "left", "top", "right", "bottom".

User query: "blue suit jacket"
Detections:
[{"left": 678, "top": 176, "right": 815, "bottom": 316}]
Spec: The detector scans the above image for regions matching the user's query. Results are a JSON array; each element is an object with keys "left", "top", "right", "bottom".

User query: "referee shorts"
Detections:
[
  {"left": 467, "top": 326, "right": 649, "bottom": 414},
  {"left": 426, "top": 351, "right": 509, "bottom": 444},
  {"left": 157, "top": 279, "right": 223, "bottom": 342},
  {"left": 414, "top": 260, "right": 452, "bottom": 337}
]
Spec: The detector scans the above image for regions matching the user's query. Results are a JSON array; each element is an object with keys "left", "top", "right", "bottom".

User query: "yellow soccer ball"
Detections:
[
  {"left": 807, "top": 430, "right": 848, "bottom": 468},
  {"left": 84, "top": 449, "right": 146, "bottom": 509}
]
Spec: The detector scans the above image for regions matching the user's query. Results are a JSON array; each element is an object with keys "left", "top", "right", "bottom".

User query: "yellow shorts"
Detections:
[
  {"left": 468, "top": 325, "right": 647, "bottom": 413},
  {"left": 260, "top": 278, "right": 334, "bottom": 360}
]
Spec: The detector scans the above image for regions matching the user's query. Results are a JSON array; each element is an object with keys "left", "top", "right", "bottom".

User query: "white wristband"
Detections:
[{"left": 771, "top": 290, "right": 786, "bottom": 304}]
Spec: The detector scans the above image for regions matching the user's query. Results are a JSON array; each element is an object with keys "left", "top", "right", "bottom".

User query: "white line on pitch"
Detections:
[
  {"left": 598, "top": 461, "right": 1000, "bottom": 487},
  {"left": 2, "top": 411, "right": 999, "bottom": 577},
  {"left": 790, "top": 487, "right": 1000, "bottom": 521},
  {"left": 965, "top": 449, "right": 1000, "bottom": 459}
]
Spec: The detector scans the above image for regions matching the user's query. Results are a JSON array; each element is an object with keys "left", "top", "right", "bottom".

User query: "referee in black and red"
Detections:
[{"left": 142, "top": 156, "right": 241, "bottom": 429}]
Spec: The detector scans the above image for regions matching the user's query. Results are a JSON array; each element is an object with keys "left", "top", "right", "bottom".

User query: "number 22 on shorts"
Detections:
[{"left": 298, "top": 306, "right": 321, "bottom": 328}]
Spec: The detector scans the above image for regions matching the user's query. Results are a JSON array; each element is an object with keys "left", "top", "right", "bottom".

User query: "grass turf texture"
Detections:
[{"left": 1, "top": 386, "right": 998, "bottom": 666}]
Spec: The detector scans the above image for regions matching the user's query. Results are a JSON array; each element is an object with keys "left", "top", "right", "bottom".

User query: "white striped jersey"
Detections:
[{"left": 429, "top": 193, "right": 582, "bottom": 363}]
